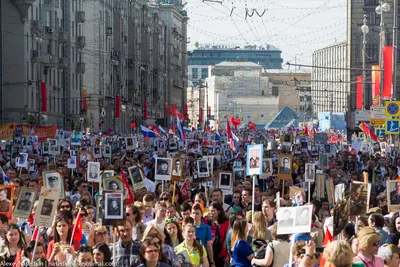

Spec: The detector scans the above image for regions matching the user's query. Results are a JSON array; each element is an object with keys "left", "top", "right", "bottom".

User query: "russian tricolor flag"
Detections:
[
  {"left": 183, "top": 127, "right": 192, "bottom": 133},
  {"left": 140, "top": 125, "right": 160, "bottom": 138},
  {"left": 215, "top": 132, "right": 221, "bottom": 141},
  {"left": 177, "top": 116, "right": 185, "bottom": 141},
  {"left": 158, "top": 125, "right": 166, "bottom": 136}
]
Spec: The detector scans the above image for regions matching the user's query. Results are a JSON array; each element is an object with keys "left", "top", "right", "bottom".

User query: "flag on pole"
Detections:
[
  {"left": 215, "top": 132, "right": 221, "bottom": 141},
  {"left": 248, "top": 121, "right": 257, "bottom": 131},
  {"left": 177, "top": 116, "right": 185, "bottom": 141},
  {"left": 359, "top": 122, "right": 380, "bottom": 142},
  {"left": 158, "top": 125, "right": 166, "bottom": 136},
  {"left": 226, "top": 120, "right": 239, "bottom": 151},
  {"left": 71, "top": 212, "right": 83, "bottom": 244},
  {"left": 120, "top": 171, "right": 134, "bottom": 204},
  {"left": 140, "top": 125, "right": 161, "bottom": 138},
  {"left": 228, "top": 115, "right": 241, "bottom": 126},
  {"left": 319, "top": 227, "right": 334, "bottom": 267}
]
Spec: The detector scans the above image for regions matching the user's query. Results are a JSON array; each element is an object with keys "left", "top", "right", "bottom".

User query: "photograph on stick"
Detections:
[
  {"left": 218, "top": 172, "right": 232, "bottom": 190},
  {"left": 33, "top": 187, "right": 60, "bottom": 227},
  {"left": 13, "top": 187, "right": 37, "bottom": 219},
  {"left": 87, "top": 161, "right": 101, "bottom": 183},
  {"left": 277, "top": 205, "right": 312, "bottom": 235},
  {"left": 42, "top": 170, "right": 64, "bottom": 199},
  {"left": 128, "top": 165, "right": 146, "bottom": 190},
  {"left": 101, "top": 170, "right": 115, "bottom": 179},
  {"left": 104, "top": 192, "right": 124, "bottom": 220},
  {"left": 103, "top": 177, "right": 123, "bottom": 191},
  {"left": 261, "top": 158, "right": 273, "bottom": 178},
  {"left": 171, "top": 156, "right": 184, "bottom": 182},
  {"left": 387, "top": 180, "right": 400, "bottom": 212},
  {"left": 67, "top": 156, "right": 77, "bottom": 169},
  {"left": 155, "top": 158, "right": 172, "bottom": 181},
  {"left": 16, "top": 153, "right": 28, "bottom": 168},
  {"left": 197, "top": 159, "right": 209, "bottom": 178},
  {"left": 304, "top": 163, "right": 315, "bottom": 182},
  {"left": 246, "top": 144, "right": 263, "bottom": 176},
  {"left": 349, "top": 182, "right": 369, "bottom": 216},
  {"left": 277, "top": 154, "right": 292, "bottom": 180},
  {"left": 0, "top": 185, "right": 14, "bottom": 218}
]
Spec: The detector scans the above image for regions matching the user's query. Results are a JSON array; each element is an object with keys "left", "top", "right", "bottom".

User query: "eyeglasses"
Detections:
[
  {"left": 80, "top": 214, "right": 88, "bottom": 217},
  {"left": 160, "top": 197, "right": 169, "bottom": 201},
  {"left": 95, "top": 231, "right": 108, "bottom": 236},
  {"left": 126, "top": 213, "right": 131, "bottom": 217},
  {"left": 145, "top": 249, "right": 159, "bottom": 254},
  {"left": 165, "top": 218, "right": 177, "bottom": 224},
  {"left": 60, "top": 205, "right": 70, "bottom": 209},
  {"left": 372, "top": 242, "right": 380, "bottom": 247}
]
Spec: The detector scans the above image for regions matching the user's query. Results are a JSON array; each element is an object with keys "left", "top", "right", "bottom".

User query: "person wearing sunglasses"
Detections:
[
  {"left": 353, "top": 226, "right": 384, "bottom": 266},
  {"left": 87, "top": 223, "right": 109, "bottom": 247},
  {"left": 73, "top": 208, "right": 92, "bottom": 241},
  {"left": 137, "top": 239, "right": 171, "bottom": 267}
]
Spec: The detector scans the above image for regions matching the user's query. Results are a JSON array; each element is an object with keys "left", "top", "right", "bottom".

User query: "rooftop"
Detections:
[
  {"left": 215, "top": 61, "right": 262, "bottom": 68},
  {"left": 263, "top": 69, "right": 311, "bottom": 74},
  {"left": 192, "top": 44, "right": 281, "bottom": 51}
]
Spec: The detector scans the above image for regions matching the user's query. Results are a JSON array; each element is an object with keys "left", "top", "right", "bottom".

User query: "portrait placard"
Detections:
[
  {"left": 277, "top": 154, "right": 292, "bottom": 180},
  {"left": 277, "top": 205, "right": 312, "bottom": 235},
  {"left": 42, "top": 170, "right": 64, "bottom": 199},
  {"left": 219, "top": 172, "right": 232, "bottom": 191},
  {"left": 0, "top": 185, "right": 14, "bottom": 219},
  {"left": 387, "top": 180, "right": 400, "bottom": 212},
  {"left": 233, "top": 168, "right": 245, "bottom": 182},
  {"left": 16, "top": 153, "right": 28, "bottom": 168},
  {"left": 316, "top": 173, "right": 325, "bottom": 200},
  {"left": 67, "top": 156, "right": 77, "bottom": 169},
  {"left": 87, "top": 162, "right": 101, "bottom": 183},
  {"left": 96, "top": 195, "right": 103, "bottom": 223},
  {"left": 246, "top": 144, "right": 263, "bottom": 176},
  {"left": 101, "top": 170, "right": 115, "bottom": 179},
  {"left": 197, "top": 159, "right": 209, "bottom": 178},
  {"left": 260, "top": 158, "right": 273, "bottom": 179},
  {"left": 171, "top": 156, "right": 184, "bottom": 182},
  {"left": 349, "top": 182, "right": 369, "bottom": 216},
  {"left": 104, "top": 191, "right": 124, "bottom": 220},
  {"left": 103, "top": 177, "right": 124, "bottom": 192},
  {"left": 33, "top": 187, "right": 60, "bottom": 227},
  {"left": 326, "top": 179, "right": 335, "bottom": 205},
  {"left": 93, "top": 147, "right": 102, "bottom": 159},
  {"left": 128, "top": 165, "right": 146, "bottom": 191},
  {"left": 103, "top": 145, "right": 112, "bottom": 158},
  {"left": 304, "top": 163, "right": 315, "bottom": 183},
  {"left": 155, "top": 158, "right": 172, "bottom": 181},
  {"left": 78, "top": 151, "right": 93, "bottom": 173},
  {"left": 13, "top": 187, "right": 37, "bottom": 219},
  {"left": 71, "top": 131, "right": 82, "bottom": 146},
  {"left": 319, "top": 153, "right": 329, "bottom": 169}
]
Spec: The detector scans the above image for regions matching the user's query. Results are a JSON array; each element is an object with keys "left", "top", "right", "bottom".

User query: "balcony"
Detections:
[
  {"left": 31, "top": 20, "right": 43, "bottom": 31},
  {"left": 58, "top": 28, "right": 67, "bottom": 42},
  {"left": 58, "top": 57, "right": 68, "bottom": 68},
  {"left": 31, "top": 50, "right": 40, "bottom": 62},
  {"left": 106, "top": 27, "right": 112, "bottom": 36},
  {"left": 75, "top": 11, "right": 86, "bottom": 23},
  {"left": 42, "top": 55, "right": 58, "bottom": 67},
  {"left": 76, "top": 62, "right": 85, "bottom": 74},
  {"left": 76, "top": 36, "right": 86, "bottom": 48}
]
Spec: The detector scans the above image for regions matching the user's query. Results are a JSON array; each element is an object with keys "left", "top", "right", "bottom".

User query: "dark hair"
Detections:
[
  {"left": 57, "top": 199, "right": 73, "bottom": 211},
  {"left": 358, "top": 216, "right": 368, "bottom": 227},
  {"left": 77, "top": 245, "right": 93, "bottom": 257},
  {"left": 211, "top": 188, "right": 223, "bottom": 196},
  {"left": 183, "top": 217, "right": 194, "bottom": 225},
  {"left": 211, "top": 202, "right": 229, "bottom": 224},
  {"left": 342, "top": 222, "right": 355, "bottom": 240},
  {"left": 127, "top": 204, "right": 142, "bottom": 223},
  {"left": 5, "top": 224, "right": 25, "bottom": 248},
  {"left": 369, "top": 213, "right": 385, "bottom": 228},
  {"left": 242, "top": 188, "right": 252, "bottom": 196},
  {"left": 0, "top": 214, "right": 8, "bottom": 224},
  {"left": 181, "top": 202, "right": 192, "bottom": 212},
  {"left": 24, "top": 240, "right": 43, "bottom": 255},
  {"left": 164, "top": 221, "right": 184, "bottom": 247},
  {"left": 76, "top": 179, "right": 88, "bottom": 187},
  {"left": 93, "top": 243, "right": 111, "bottom": 265},
  {"left": 229, "top": 213, "right": 241, "bottom": 228},
  {"left": 53, "top": 215, "right": 73, "bottom": 243},
  {"left": 139, "top": 240, "right": 162, "bottom": 265},
  {"left": 143, "top": 193, "right": 155, "bottom": 202}
]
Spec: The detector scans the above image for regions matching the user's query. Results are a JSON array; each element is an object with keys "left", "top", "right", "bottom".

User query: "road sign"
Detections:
[
  {"left": 385, "top": 101, "right": 400, "bottom": 117},
  {"left": 370, "top": 119, "right": 385, "bottom": 126},
  {"left": 355, "top": 110, "right": 370, "bottom": 122},
  {"left": 371, "top": 106, "right": 385, "bottom": 119},
  {"left": 375, "top": 128, "right": 385, "bottom": 139},
  {"left": 385, "top": 119, "right": 400, "bottom": 134}
]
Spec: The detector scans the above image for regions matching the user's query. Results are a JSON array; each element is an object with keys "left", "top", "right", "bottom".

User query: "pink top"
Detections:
[{"left": 356, "top": 253, "right": 384, "bottom": 267}]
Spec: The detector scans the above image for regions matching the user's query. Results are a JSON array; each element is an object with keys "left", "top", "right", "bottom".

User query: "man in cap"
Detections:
[
  {"left": 47, "top": 176, "right": 59, "bottom": 188},
  {"left": 17, "top": 192, "right": 32, "bottom": 212}
]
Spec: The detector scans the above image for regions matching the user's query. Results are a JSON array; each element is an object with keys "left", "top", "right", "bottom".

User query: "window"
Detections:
[
  {"left": 366, "top": 43, "right": 379, "bottom": 61},
  {"left": 201, "top": 68, "right": 208, "bottom": 79},
  {"left": 272, "top": 86, "right": 279, "bottom": 96},
  {"left": 368, "top": 11, "right": 380, "bottom": 25},
  {"left": 46, "top": 11, "right": 51, "bottom": 27},
  {"left": 192, "top": 68, "right": 198, "bottom": 80}
]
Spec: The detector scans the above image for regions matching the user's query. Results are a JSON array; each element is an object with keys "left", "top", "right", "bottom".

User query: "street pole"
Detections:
[
  {"left": 379, "top": 0, "right": 386, "bottom": 105},
  {"left": 392, "top": 0, "right": 398, "bottom": 99},
  {"left": 362, "top": 14, "right": 368, "bottom": 109}
]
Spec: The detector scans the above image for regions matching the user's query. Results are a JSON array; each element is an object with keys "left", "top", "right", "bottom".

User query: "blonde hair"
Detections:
[
  {"left": 253, "top": 211, "right": 268, "bottom": 240},
  {"left": 324, "top": 240, "right": 354, "bottom": 267},
  {"left": 231, "top": 220, "right": 247, "bottom": 249},
  {"left": 142, "top": 223, "right": 165, "bottom": 243},
  {"left": 87, "top": 223, "right": 108, "bottom": 247}
]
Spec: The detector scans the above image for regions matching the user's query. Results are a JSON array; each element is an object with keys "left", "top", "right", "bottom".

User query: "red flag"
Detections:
[
  {"left": 199, "top": 108, "right": 204, "bottom": 123},
  {"left": 121, "top": 171, "right": 134, "bottom": 204},
  {"left": 176, "top": 109, "right": 185, "bottom": 120},
  {"left": 180, "top": 180, "right": 189, "bottom": 200},
  {"left": 82, "top": 90, "right": 87, "bottom": 111},
  {"left": 40, "top": 82, "right": 47, "bottom": 112},
  {"left": 226, "top": 120, "right": 232, "bottom": 139},
  {"left": 383, "top": 46, "right": 393, "bottom": 99},
  {"left": 184, "top": 104, "right": 188, "bottom": 119},
  {"left": 165, "top": 102, "right": 169, "bottom": 117},
  {"left": 143, "top": 100, "right": 148, "bottom": 120},
  {"left": 304, "top": 126, "right": 309, "bottom": 135},
  {"left": 372, "top": 65, "right": 381, "bottom": 106},
  {"left": 171, "top": 105, "right": 177, "bottom": 117},
  {"left": 31, "top": 226, "right": 39, "bottom": 241},
  {"left": 115, "top": 96, "right": 121, "bottom": 119},
  {"left": 13, "top": 249, "right": 22, "bottom": 265},
  {"left": 248, "top": 121, "right": 257, "bottom": 131},
  {"left": 229, "top": 115, "right": 241, "bottom": 126},
  {"left": 359, "top": 122, "right": 381, "bottom": 142},
  {"left": 356, "top": 76, "right": 363, "bottom": 109},
  {"left": 319, "top": 227, "right": 334, "bottom": 267},
  {"left": 72, "top": 213, "right": 83, "bottom": 242}
]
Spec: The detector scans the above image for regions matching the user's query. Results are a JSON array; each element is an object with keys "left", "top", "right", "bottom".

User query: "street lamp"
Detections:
[
  {"left": 376, "top": 0, "right": 390, "bottom": 103},
  {"left": 361, "top": 14, "right": 369, "bottom": 109}
]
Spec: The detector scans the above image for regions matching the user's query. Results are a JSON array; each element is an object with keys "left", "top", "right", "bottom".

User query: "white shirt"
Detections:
[
  {"left": 145, "top": 178, "right": 155, "bottom": 193},
  {"left": 147, "top": 219, "right": 165, "bottom": 230}
]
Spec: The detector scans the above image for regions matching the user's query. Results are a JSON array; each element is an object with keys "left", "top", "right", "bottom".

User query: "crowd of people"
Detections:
[{"left": 0, "top": 127, "right": 399, "bottom": 267}]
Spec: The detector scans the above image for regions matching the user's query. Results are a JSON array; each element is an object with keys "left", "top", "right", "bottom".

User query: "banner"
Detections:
[
  {"left": 0, "top": 123, "right": 57, "bottom": 141},
  {"left": 143, "top": 100, "right": 148, "bottom": 121},
  {"left": 115, "top": 96, "right": 120, "bottom": 119},
  {"left": 40, "top": 82, "right": 47, "bottom": 112},
  {"left": 356, "top": 76, "right": 363, "bottom": 109},
  {"left": 383, "top": 46, "right": 393, "bottom": 99},
  {"left": 372, "top": 65, "right": 381, "bottom": 106},
  {"left": 82, "top": 90, "right": 87, "bottom": 111}
]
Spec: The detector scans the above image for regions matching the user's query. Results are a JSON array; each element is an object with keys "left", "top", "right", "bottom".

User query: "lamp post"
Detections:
[
  {"left": 361, "top": 14, "right": 369, "bottom": 109},
  {"left": 393, "top": 0, "right": 398, "bottom": 99},
  {"left": 376, "top": 0, "right": 391, "bottom": 103}
]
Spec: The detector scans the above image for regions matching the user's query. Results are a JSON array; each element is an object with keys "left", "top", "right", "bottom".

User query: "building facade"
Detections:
[
  {"left": 0, "top": 0, "right": 188, "bottom": 132},
  {"left": 311, "top": 42, "right": 350, "bottom": 117}
]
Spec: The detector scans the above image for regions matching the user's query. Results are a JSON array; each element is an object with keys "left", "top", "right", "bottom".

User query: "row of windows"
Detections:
[
  {"left": 191, "top": 68, "right": 208, "bottom": 79},
  {"left": 190, "top": 52, "right": 281, "bottom": 58}
]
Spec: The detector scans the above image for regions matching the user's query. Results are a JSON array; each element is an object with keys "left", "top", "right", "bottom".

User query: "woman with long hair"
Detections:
[
  {"left": 137, "top": 240, "right": 171, "bottom": 267},
  {"left": 73, "top": 208, "right": 92, "bottom": 240},
  {"left": 92, "top": 242, "right": 112, "bottom": 267},
  {"left": 231, "top": 220, "right": 253, "bottom": 267},
  {"left": 386, "top": 212, "right": 400, "bottom": 245},
  {"left": 252, "top": 211, "right": 271, "bottom": 249},
  {"left": 209, "top": 202, "right": 230, "bottom": 266},
  {"left": 22, "top": 240, "right": 48, "bottom": 267},
  {"left": 164, "top": 219, "right": 184, "bottom": 249},
  {"left": 0, "top": 224, "right": 26, "bottom": 265},
  {"left": 87, "top": 223, "right": 109, "bottom": 247},
  {"left": 46, "top": 215, "right": 79, "bottom": 265},
  {"left": 126, "top": 204, "right": 146, "bottom": 241},
  {"left": 142, "top": 224, "right": 179, "bottom": 267},
  {"left": 175, "top": 221, "right": 209, "bottom": 267}
]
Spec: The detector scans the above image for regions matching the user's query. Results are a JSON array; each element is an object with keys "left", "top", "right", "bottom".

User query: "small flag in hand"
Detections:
[{"left": 73, "top": 213, "right": 83, "bottom": 242}]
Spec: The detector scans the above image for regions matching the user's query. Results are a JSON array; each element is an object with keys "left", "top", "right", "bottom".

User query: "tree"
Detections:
[{"left": 194, "top": 41, "right": 199, "bottom": 48}]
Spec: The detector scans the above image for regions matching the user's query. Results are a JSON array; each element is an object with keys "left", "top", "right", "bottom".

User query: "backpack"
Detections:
[
  {"left": 254, "top": 242, "right": 274, "bottom": 267},
  {"left": 212, "top": 224, "right": 223, "bottom": 262}
]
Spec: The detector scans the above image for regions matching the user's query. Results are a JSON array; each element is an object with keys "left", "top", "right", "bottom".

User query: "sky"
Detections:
[{"left": 186, "top": 0, "right": 347, "bottom": 66}]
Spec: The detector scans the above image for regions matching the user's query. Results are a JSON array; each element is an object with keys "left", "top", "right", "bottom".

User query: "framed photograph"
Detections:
[
  {"left": 233, "top": 161, "right": 242, "bottom": 169},
  {"left": 48, "top": 139, "right": 57, "bottom": 146},
  {"left": 78, "top": 151, "right": 93, "bottom": 172},
  {"left": 304, "top": 163, "right": 315, "bottom": 182},
  {"left": 49, "top": 146, "right": 60, "bottom": 155},
  {"left": 112, "top": 141, "right": 120, "bottom": 155},
  {"left": 128, "top": 165, "right": 146, "bottom": 190},
  {"left": 42, "top": 170, "right": 64, "bottom": 199},
  {"left": 282, "top": 133, "right": 292, "bottom": 146},
  {"left": 87, "top": 162, "right": 101, "bottom": 183},
  {"left": 197, "top": 159, "right": 209, "bottom": 178},
  {"left": 13, "top": 133, "right": 22, "bottom": 146},
  {"left": 103, "top": 176, "right": 123, "bottom": 191},
  {"left": 71, "top": 131, "right": 83, "bottom": 146},
  {"left": 0, "top": 185, "right": 14, "bottom": 218},
  {"left": 96, "top": 195, "right": 103, "bottom": 223},
  {"left": 16, "top": 153, "right": 28, "bottom": 168},
  {"left": 224, "top": 149, "right": 233, "bottom": 160},
  {"left": 234, "top": 168, "right": 245, "bottom": 182},
  {"left": 289, "top": 186, "right": 305, "bottom": 200},
  {"left": 169, "top": 138, "right": 178, "bottom": 150},
  {"left": 155, "top": 158, "right": 172, "bottom": 180},
  {"left": 278, "top": 154, "right": 292, "bottom": 180},
  {"left": 104, "top": 192, "right": 124, "bottom": 220},
  {"left": 67, "top": 156, "right": 77, "bottom": 169},
  {"left": 126, "top": 137, "right": 134, "bottom": 151},
  {"left": 269, "top": 150, "right": 279, "bottom": 172},
  {"left": 119, "top": 137, "right": 127, "bottom": 150},
  {"left": 203, "top": 155, "right": 214, "bottom": 174},
  {"left": 103, "top": 145, "right": 111, "bottom": 157},
  {"left": 277, "top": 205, "right": 312, "bottom": 235},
  {"left": 93, "top": 147, "right": 102, "bottom": 159},
  {"left": 156, "top": 138, "right": 166, "bottom": 152},
  {"left": 42, "top": 142, "right": 49, "bottom": 155},
  {"left": 70, "top": 150, "right": 77, "bottom": 158},
  {"left": 219, "top": 172, "right": 232, "bottom": 190},
  {"left": 387, "top": 181, "right": 400, "bottom": 212},
  {"left": 350, "top": 182, "right": 369, "bottom": 216},
  {"left": 261, "top": 158, "right": 273, "bottom": 178},
  {"left": 33, "top": 187, "right": 60, "bottom": 227},
  {"left": 29, "top": 159, "right": 36, "bottom": 173},
  {"left": 13, "top": 187, "right": 37, "bottom": 219},
  {"left": 101, "top": 170, "right": 115, "bottom": 179},
  {"left": 171, "top": 156, "right": 184, "bottom": 182},
  {"left": 319, "top": 153, "right": 329, "bottom": 169}
]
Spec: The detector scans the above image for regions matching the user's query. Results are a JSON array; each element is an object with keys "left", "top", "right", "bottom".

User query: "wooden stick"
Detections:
[
  {"left": 308, "top": 182, "right": 311, "bottom": 203},
  {"left": 19, "top": 167, "right": 22, "bottom": 177},
  {"left": 282, "top": 180, "right": 285, "bottom": 197},
  {"left": 172, "top": 181, "right": 177, "bottom": 205},
  {"left": 30, "top": 226, "right": 39, "bottom": 262}
]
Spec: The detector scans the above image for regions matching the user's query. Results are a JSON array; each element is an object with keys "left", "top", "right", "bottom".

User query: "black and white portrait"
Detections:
[
  {"left": 119, "top": 138, "right": 127, "bottom": 150},
  {"left": 14, "top": 188, "right": 37, "bottom": 218},
  {"left": 305, "top": 163, "right": 315, "bottom": 182},
  {"left": 49, "top": 139, "right": 57, "bottom": 146},
  {"left": 13, "top": 133, "right": 22, "bottom": 146},
  {"left": 233, "top": 161, "right": 242, "bottom": 169},
  {"left": 42, "top": 171, "right": 64, "bottom": 198},
  {"left": 157, "top": 139, "right": 165, "bottom": 151},
  {"left": 219, "top": 172, "right": 232, "bottom": 189},
  {"left": 93, "top": 147, "right": 101, "bottom": 158},
  {"left": 16, "top": 153, "right": 28, "bottom": 168},
  {"left": 155, "top": 158, "right": 172, "bottom": 180},
  {"left": 197, "top": 159, "right": 209, "bottom": 178},
  {"left": 42, "top": 142, "right": 49, "bottom": 154},
  {"left": 68, "top": 156, "right": 77, "bottom": 169},
  {"left": 104, "top": 177, "right": 123, "bottom": 191},
  {"left": 128, "top": 166, "right": 144, "bottom": 184},
  {"left": 262, "top": 159, "right": 273, "bottom": 176},
  {"left": 172, "top": 158, "right": 182, "bottom": 177},
  {"left": 169, "top": 138, "right": 178, "bottom": 150},
  {"left": 87, "top": 162, "right": 100, "bottom": 182},
  {"left": 350, "top": 182, "right": 369, "bottom": 216},
  {"left": 29, "top": 159, "right": 35, "bottom": 172},
  {"left": 105, "top": 192, "right": 123, "bottom": 219},
  {"left": 104, "top": 145, "right": 111, "bottom": 157},
  {"left": 41, "top": 199, "right": 54, "bottom": 216},
  {"left": 79, "top": 152, "right": 90, "bottom": 169},
  {"left": 234, "top": 169, "right": 245, "bottom": 182},
  {"left": 101, "top": 170, "right": 114, "bottom": 179},
  {"left": 126, "top": 137, "right": 134, "bottom": 150},
  {"left": 278, "top": 208, "right": 294, "bottom": 228},
  {"left": 279, "top": 157, "right": 291, "bottom": 175},
  {"left": 277, "top": 205, "right": 313, "bottom": 235},
  {"left": 47, "top": 176, "right": 59, "bottom": 189},
  {"left": 319, "top": 153, "right": 329, "bottom": 169},
  {"left": 295, "top": 207, "right": 311, "bottom": 226}
]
